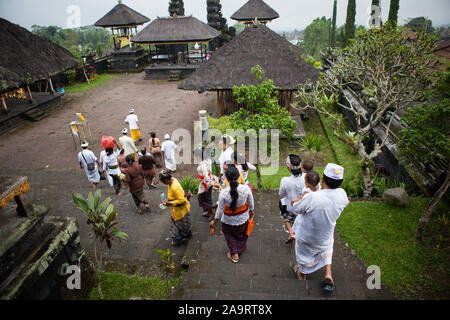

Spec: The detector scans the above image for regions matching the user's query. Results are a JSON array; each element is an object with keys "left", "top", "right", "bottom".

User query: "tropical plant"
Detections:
[
  {"left": 299, "top": 133, "right": 317, "bottom": 152},
  {"left": 72, "top": 189, "right": 128, "bottom": 299},
  {"left": 294, "top": 24, "right": 440, "bottom": 198},
  {"left": 154, "top": 248, "right": 176, "bottom": 295},
  {"left": 180, "top": 176, "right": 200, "bottom": 195},
  {"left": 397, "top": 69, "right": 450, "bottom": 239},
  {"left": 230, "top": 65, "right": 297, "bottom": 140}
]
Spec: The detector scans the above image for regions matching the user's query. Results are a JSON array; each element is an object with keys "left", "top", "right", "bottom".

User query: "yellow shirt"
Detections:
[
  {"left": 167, "top": 178, "right": 190, "bottom": 221},
  {"left": 223, "top": 172, "right": 246, "bottom": 188}
]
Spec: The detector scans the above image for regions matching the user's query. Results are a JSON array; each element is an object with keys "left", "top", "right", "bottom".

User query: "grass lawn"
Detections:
[
  {"left": 247, "top": 166, "right": 325, "bottom": 190},
  {"left": 338, "top": 198, "right": 449, "bottom": 299},
  {"left": 318, "top": 113, "right": 361, "bottom": 178},
  {"left": 64, "top": 74, "right": 117, "bottom": 93},
  {"left": 87, "top": 272, "right": 179, "bottom": 300}
]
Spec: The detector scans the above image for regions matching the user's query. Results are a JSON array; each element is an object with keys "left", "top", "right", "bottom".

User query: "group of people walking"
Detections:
[
  {"left": 77, "top": 108, "right": 179, "bottom": 215},
  {"left": 78, "top": 122, "right": 349, "bottom": 292},
  {"left": 195, "top": 135, "right": 349, "bottom": 293}
]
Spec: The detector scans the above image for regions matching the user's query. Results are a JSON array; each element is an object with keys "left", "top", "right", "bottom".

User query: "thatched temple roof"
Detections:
[
  {"left": 132, "top": 16, "right": 220, "bottom": 44},
  {"left": 231, "top": 0, "right": 279, "bottom": 22},
  {"left": 178, "top": 24, "right": 319, "bottom": 91},
  {"left": 94, "top": 2, "right": 150, "bottom": 28},
  {"left": 0, "top": 18, "right": 79, "bottom": 94}
]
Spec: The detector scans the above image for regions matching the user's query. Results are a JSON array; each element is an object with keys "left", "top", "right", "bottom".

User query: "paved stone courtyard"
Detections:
[{"left": 0, "top": 73, "right": 394, "bottom": 299}]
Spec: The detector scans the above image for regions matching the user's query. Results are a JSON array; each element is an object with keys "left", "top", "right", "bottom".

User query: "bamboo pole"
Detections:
[
  {"left": 26, "top": 85, "right": 33, "bottom": 104},
  {"left": 1, "top": 99, "right": 8, "bottom": 113},
  {"left": 48, "top": 78, "right": 55, "bottom": 95}
]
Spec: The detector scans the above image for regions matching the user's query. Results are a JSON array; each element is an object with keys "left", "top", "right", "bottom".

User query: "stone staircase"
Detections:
[
  {"left": 171, "top": 190, "right": 394, "bottom": 300},
  {"left": 0, "top": 204, "right": 88, "bottom": 299},
  {"left": 168, "top": 70, "right": 182, "bottom": 81}
]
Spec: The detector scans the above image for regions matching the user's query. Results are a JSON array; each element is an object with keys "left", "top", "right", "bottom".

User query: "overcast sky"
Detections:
[{"left": 0, "top": 0, "right": 449, "bottom": 32}]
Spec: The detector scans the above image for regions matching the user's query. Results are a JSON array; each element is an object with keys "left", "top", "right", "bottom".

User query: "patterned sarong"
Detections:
[{"left": 222, "top": 220, "right": 249, "bottom": 256}]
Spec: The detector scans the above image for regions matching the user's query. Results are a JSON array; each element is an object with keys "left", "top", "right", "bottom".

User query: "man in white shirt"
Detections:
[
  {"left": 291, "top": 163, "right": 349, "bottom": 293},
  {"left": 161, "top": 134, "right": 177, "bottom": 172},
  {"left": 217, "top": 135, "right": 235, "bottom": 184},
  {"left": 78, "top": 141, "right": 101, "bottom": 189},
  {"left": 117, "top": 128, "right": 138, "bottom": 161},
  {"left": 124, "top": 108, "right": 142, "bottom": 143}
]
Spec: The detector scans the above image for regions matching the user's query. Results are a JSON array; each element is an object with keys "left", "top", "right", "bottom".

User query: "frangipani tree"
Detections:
[
  {"left": 72, "top": 189, "right": 128, "bottom": 299},
  {"left": 294, "top": 25, "right": 440, "bottom": 197}
]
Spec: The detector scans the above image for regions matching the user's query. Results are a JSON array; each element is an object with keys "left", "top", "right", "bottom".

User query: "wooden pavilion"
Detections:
[
  {"left": 94, "top": 0, "right": 150, "bottom": 49},
  {"left": 0, "top": 18, "right": 78, "bottom": 132},
  {"left": 94, "top": 0, "right": 150, "bottom": 72},
  {"left": 231, "top": 0, "right": 279, "bottom": 26},
  {"left": 178, "top": 24, "right": 319, "bottom": 117},
  {"left": 132, "top": 15, "right": 221, "bottom": 80}
]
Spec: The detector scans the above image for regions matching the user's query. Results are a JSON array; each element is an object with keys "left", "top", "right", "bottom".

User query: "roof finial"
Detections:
[{"left": 118, "top": 0, "right": 122, "bottom": 4}]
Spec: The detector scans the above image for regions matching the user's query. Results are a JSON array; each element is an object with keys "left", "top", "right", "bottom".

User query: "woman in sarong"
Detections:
[
  {"left": 159, "top": 171, "right": 192, "bottom": 246},
  {"left": 209, "top": 166, "right": 254, "bottom": 263},
  {"left": 149, "top": 132, "right": 163, "bottom": 168}
]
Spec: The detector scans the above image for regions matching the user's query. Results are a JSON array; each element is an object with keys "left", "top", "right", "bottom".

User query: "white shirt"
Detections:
[
  {"left": 292, "top": 188, "right": 349, "bottom": 248},
  {"left": 118, "top": 135, "right": 137, "bottom": 156},
  {"left": 237, "top": 162, "right": 257, "bottom": 183},
  {"left": 125, "top": 114, "right": 139, "bottom": 130},
  {"left": 161, "top": 140, "right": 177, "bottom": 160},
  {"left": 215, "top": 184, "right": 254, "bottom": 226},
  {"left": 78, "top": 150, "right": 97, "bottom": 170},
  {"left": 218, "top": 147, "right": 234, "bottom": 174},
  {"left": 279, "top": 174, "right": 306, "bottom": 207},
  {"left": 102, "top": 149, "right": 122, "bottom": 175}
]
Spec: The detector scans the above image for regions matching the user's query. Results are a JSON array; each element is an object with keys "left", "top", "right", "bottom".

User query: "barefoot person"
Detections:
[
  {"left": 122, "top": 155, "right": 150, "bottom": 214},
  {"left": 159, "top": 171, "right": 192, "bottom": 246},
  {"left": 209, "top": 166, "right": 254, "bottom": 264},
  {"left": 102, "top": 147, "right": 124, "bottom": 196},
  {"left": 78, "top": 141, "right": 102, "bottom": 189},
  {"left": 291, "top": 163, "right": 349, "bottom": 292},
  {"left": 124, "top": 108, "right": 142, "bottom": 143},
  {"left": 161, "top": 134, "right": 177, "bottom": 173},
  {"left": 279, "top": 154, "right": 305, "bottom": 244},
  {"left": 118, "top": 128, "right": 138, "bottom": 162},
  {"left": 138, "top": 147, "right": 157, "bottom": 189},
  {"left": 149, "top": 132, "right": 163, "bottom": 168}
]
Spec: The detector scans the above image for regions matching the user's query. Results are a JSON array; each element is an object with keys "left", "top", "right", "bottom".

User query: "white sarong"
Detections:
[{"left": 291, "top": 188, "right": 349, "bottom": 274}]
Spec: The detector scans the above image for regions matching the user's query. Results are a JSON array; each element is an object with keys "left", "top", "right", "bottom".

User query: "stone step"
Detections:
[
  {"left": 175, "top": 272, "right": 337, "bottom": 300},
  {"left": 0, "top": 205, "right": 50, "bottom": 268},
  {"left": 23, "top": 109, "right": 51, "bottom": 121},
  {"left": 175, "top": 288, "right": 312, "bottom": 300},
  {"left": 0, "top": 216, "right": 81, "bottom": 299}
]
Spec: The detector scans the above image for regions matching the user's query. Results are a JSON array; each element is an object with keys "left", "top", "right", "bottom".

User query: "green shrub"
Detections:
[
  {"left": 65, "top": 69, "right": 77, "bottom": 84},
  {"left": 207, "top": 115, "right": 232, "bottom": 134},
  {"left": 299, "top": 133, "right": 317, "bottom": 152},
  {"left": 180, "top": 176, "right": 200, "bottom": 195}
]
